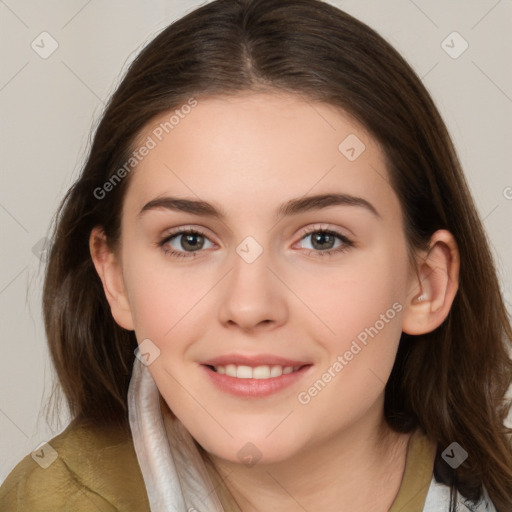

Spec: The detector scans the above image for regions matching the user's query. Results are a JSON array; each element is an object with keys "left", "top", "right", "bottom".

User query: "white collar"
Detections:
[{"left": 128, "top": 359, "right": 225, "bottom": 512}]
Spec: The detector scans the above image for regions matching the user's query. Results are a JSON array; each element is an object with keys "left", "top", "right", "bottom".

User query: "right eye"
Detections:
[{"left": 159, "top": 228, "right": 215, "bottom": 258}]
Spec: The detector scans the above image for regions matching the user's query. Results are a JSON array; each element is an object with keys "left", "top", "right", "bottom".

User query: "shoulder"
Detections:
[{"left": 0, "top": 420, "right": 150, "bottom": 512}]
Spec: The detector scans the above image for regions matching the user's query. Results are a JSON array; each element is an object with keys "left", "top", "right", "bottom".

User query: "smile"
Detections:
[
  {"left": 209, "top": 364, "right": 302, "bottom": 379},
  {"left": 200, "top": 355, "right": 313, "bottom": 398}
]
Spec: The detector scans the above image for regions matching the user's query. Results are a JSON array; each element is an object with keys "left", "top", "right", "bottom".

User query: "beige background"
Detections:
[{"left": 1, "top": 0, "right": 511, "bottom": 483}]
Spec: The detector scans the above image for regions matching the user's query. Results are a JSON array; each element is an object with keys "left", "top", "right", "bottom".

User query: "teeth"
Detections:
[
  {"left": 270, "top": 366, "right": 283, "bottom": 377},
  {"left": 225, "top": 364, "right": 237, "bottom": 377},
  {"left": 236, "top": 365, "right": 253, "bottom": 379},
  {"left": 212, "top": 364, "right": 300, "bottom": 379},
  {"left": 253, "top": 366, "right": 271, "bottom": 379}
]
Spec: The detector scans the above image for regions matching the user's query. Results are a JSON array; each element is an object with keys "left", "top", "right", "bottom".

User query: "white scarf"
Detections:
[{"left": 127, "top": 359, "right": 225, "bottom": 512}]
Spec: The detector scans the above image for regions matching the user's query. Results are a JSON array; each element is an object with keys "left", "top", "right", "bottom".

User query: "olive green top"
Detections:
[
  {"left": 0, "top": 421, "right": 151, "bottom": 511},
  {"left": 0, "top": 421, "right": 436, "bottom": 511},
  {"left": 389, "top": 428, "right": 437, "bottom": 511}
]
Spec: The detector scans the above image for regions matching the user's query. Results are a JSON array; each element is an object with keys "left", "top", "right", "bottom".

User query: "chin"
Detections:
[{"left": 194, "top": 426, "right": 309, "bottom": 467}]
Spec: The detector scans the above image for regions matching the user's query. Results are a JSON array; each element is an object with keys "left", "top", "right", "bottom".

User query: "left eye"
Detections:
[{"left": 297, "top": 230, "right": 348, "bottom": 252}]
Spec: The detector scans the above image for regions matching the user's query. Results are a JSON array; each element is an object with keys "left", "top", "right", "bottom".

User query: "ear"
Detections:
[
  {"left": 402, "top": 229, "right": 460, "bottom": 335},
  {"left": 89, "top": 226, "right": 135, "bottom": 331}
]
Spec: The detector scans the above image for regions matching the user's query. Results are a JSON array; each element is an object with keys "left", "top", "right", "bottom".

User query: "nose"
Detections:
[{"left": 217, "top": 244, "right": 288, "bottom": 332}]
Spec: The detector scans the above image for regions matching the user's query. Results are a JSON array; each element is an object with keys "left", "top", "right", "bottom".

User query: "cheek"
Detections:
[
  {"left": 123, "top": 246, "right": 205, "bottom": 339},
  {"left": 129, "top": 281, "right": 177, "bottom": 339},
  {"left": 293, "top": 244, "right": 407, "bottom": 348},
  {"left": 295, "top": 242, "right": 407, "bottom": 406}
]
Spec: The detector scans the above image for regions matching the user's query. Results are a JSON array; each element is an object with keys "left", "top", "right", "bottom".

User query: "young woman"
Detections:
[{"left": 1, "top": 0, "right": 511, "bottom": 510}]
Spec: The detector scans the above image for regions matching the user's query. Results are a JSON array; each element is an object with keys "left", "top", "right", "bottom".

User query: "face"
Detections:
[{"left": 107, "top": 92, "right": 420, "bottom": 464}]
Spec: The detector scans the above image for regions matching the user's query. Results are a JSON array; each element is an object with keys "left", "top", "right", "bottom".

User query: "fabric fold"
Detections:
[{"left": 127, "top": 358, "right": 225, "bottom": 512}]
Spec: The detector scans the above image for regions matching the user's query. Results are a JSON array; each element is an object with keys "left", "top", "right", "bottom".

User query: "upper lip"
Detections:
[{"left": 200, "top": 353, "right": 312, "bottom": 368}]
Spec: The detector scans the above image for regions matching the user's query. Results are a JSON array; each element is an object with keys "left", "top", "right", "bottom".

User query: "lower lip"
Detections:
[{"left": 201, "top": 364, "right": 312, "bottom": 398}]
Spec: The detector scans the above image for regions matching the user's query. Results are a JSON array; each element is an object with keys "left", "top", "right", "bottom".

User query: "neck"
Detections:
[{"left": 205, "top": 408, "right": 412, "bottom": 512}]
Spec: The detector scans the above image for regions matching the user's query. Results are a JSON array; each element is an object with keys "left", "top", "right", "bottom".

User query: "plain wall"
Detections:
[{"left": 1, "top": 0, "right": 511, "bottom": 483}]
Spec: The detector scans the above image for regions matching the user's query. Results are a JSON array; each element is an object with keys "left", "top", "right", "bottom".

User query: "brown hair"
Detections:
[{"left": 43, "top": 0, "right": 512, "bottom": 508}]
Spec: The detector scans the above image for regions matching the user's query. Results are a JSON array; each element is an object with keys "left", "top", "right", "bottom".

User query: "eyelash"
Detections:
[{"left": 158, "top": 225, "right": 354, "bottom": 259}]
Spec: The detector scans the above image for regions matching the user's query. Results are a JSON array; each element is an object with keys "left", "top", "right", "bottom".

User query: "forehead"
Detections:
[{"left": 124, "top": 92, "right": 399, "bottom": 221}]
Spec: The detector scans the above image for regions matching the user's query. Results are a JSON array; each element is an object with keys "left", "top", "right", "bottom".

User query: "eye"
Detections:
[
  {"left": 158, "top": 225, "right": 354, "bottom": 259},
  {"left": 296, "top": 226, "right": 354, "bottom": 257},
  {"left": 159, "top": 228, "right": 215, "bottom": 258}
]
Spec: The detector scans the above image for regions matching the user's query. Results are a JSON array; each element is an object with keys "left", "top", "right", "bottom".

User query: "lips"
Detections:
[
  {"left": 200, "top": 353, "right": 311, "bottom": 368},
  {"left": 199, "top": 353, "right": 313, "bottom": 398}
]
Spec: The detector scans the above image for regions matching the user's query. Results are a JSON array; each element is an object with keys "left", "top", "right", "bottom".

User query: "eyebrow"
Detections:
[{"left": 138, "top": 193, "right": 380, "bottom": 220}]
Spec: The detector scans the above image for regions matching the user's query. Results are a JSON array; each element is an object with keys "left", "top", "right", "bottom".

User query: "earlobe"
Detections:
[
  {"left": 402, "top": 230, "right": 460, "bottom": 336},
  {"left": 89, "top": 226, "right": 135, "bottom": 331}
]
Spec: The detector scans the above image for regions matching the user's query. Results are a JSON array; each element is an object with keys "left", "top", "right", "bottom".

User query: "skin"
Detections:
[{"left": 90, "top": 92, "right": 459, "bottom": 511}]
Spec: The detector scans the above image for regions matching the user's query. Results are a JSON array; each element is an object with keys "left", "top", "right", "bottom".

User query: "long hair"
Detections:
[{"left": 42, "top": 0, "right": 512, "bottom": 509}]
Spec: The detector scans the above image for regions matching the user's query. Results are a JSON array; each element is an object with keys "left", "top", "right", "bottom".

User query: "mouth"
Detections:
[
  {"left": 199, "top": 354, "right": 313, "bottom": 398},
  {"left": 206, "top": 363, "right": 306, "bottom": 379}
]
